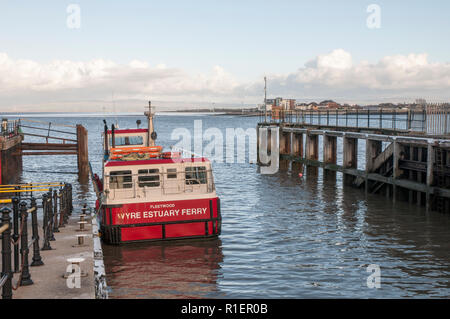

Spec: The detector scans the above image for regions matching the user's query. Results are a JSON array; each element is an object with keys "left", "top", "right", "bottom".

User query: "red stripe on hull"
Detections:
[
  {"left": 121, "top": 225, "right": 162, "bottom": 241},
  {"left": 166, "top": 222, "right": 205, "bottom": 238},
  {"left": 100, "top": 197, "right": 221, "bottom": 244}
]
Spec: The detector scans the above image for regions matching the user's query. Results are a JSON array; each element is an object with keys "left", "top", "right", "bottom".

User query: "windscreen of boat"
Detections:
[
  {"left": 138, "top": 169, "right": 160, "bottom": 187},
  {"left": 109, "top": 135, "right": 144, "bottom": 146},
  {"left": 185, "top": 166, "right": 207, "bottom": 185},
  {"left": 109, "top": 170, "right": 133, "bottom": 189},
  {"left": 167, "top": 168, "right": 177, "bottom": 179}
]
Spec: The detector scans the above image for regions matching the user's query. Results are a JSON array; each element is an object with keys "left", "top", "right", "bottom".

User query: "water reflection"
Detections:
[{"left": 103, "top": 239, "right": 224, "bottom": 299}]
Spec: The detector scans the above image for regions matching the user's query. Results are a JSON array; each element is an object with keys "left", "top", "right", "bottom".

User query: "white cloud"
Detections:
[
  {"left": 128, "top": 60, "right": 150, "bottom": 69},
  {"left": 262, "top": 49, "right": 450, "bottom": 103},
  {"left": 317, "top": 49, "right": 353, "bottom": 70},
  {"left": 0, "top": 49, "right": 449, "bottom": 111},
  {"left": 0, "top": 52, "right": 242, "bottom": 111}
]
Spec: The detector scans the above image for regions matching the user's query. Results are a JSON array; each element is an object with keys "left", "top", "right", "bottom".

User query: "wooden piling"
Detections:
[
  {"left": 76, "top": 125, "right": 89, "bottom": 179},
  {"left": 292, "top": 133, "right": 303, "bottom": 157},
  {"left": 343, "top": 136, "right": 357, "bottom": 185},
  {"left": 365, "top": 140, "right": 382, "bottom": 173},
  {"left": 305, "top": 132, "right": 318, "bottom": 161},
  {"left": 426, "top": 143, "right": 434, "bottom": 212},
  {"left": 280, "top": 131, "right": 290, "bottom": 155},
  {"left": 323, "top": 134, "right": 337, "bottom": 165}
]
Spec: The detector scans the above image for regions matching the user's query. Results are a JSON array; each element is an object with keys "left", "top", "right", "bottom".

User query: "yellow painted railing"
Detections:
[
  {"left": 0, "top": 183, "right": 63, "bottom": 187},
  {"left": 0, "top": 188, "right": 50, "bottom": 194}
]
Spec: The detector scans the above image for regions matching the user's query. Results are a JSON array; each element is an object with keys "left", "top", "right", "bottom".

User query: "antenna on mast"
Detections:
[
  {"left": 264, "top": 76, "right": 267, "bottom": 122},
  {"left": 145, "top": 100, "right": 156, "bottom": 146}
]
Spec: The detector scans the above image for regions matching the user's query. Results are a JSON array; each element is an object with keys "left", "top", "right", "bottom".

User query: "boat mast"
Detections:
[
  {"left": 264, "top": 76, "right": 267, "bottom": 122},
  {"left": 145, "top": 100, "right": 155, "bottom": 146}
]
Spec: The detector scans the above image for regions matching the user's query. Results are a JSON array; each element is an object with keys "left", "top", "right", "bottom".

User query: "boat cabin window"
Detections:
[
  {"left": 185, "top": 166, "right": 207, "bottom": 185},
  {"left": 109, "top": 136, "right": 144, "bottom": 146},
  {"left": 167, "top": 168, "right": 177, "bottom": 179},
  {"left": 138, "top": 169, "right": 160, "bottom": 187},
  {"left": 109, "top": 170, "right": 133, "bottom": 189}
]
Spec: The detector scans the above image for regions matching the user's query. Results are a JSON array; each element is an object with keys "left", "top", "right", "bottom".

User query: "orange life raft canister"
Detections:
[
  {"left": 162, "top": 151, "right": 182, "bottom": 159},
  {"left": 110, "top": 146, "right": 163, "bottom": 160}
]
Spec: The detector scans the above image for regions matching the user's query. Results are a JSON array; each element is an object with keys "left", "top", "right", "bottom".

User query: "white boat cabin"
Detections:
[{"left": 102, "top": 128, "right": 217, "bottom": 205}]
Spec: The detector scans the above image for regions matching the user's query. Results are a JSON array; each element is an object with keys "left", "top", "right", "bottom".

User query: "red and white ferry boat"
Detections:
[{"left": 92, "top": 101, "right": 221, "bottom": 244}]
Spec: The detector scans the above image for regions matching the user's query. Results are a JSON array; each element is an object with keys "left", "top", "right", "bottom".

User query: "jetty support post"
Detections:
[
  {"left": 365, "top": 139, "right": 382, "bottom": 194},
  {"left": 323, "top": 133, "right": 337, "bottom": 178},
  {"left": 392, "top": 139, "right": 405, "bottom": 203},
  {"left": 343, "top": 135, "right": 358, "bottom": 185},
  {"left": 305, "top": 131, "right": 318, "bottom": 161},
  {"left": 279, "top": 130, "right": 290, "bottom": 170},
  {"left": 292, "top": 132, "right": 303, "bottom": 157},
  {"left": 323, "top": 133, "right": 337, "bottom": 165},
  {"left": 426, "top": 142, "right": 435, "bottom": 212},
  {"left": 76, "top": 125, "right": 89, "bottom": 180},
  {"left": 280, "top": 131, "right": 289, "bottom": 155},
  {"left": 291, "top": 132, "right": 303, "bottom": 171},
  {"left": 305, "top": 131, "right": 319, "bottom": 175}
]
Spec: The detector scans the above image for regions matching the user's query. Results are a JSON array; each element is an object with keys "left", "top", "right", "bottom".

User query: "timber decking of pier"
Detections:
[{"left": 257, "top": 107, "right": 450, "bottom": 214}]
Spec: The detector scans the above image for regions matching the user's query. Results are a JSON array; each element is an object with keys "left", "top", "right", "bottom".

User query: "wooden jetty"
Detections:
[
  {"left": 0, "top": 118, "right": 89, "bottom": 183},
  {"left": 0, "top": 120, "right": 23, "bottom": 185},
  {"left": 257, "top": 104, "right": 450, "bottom": 214}
]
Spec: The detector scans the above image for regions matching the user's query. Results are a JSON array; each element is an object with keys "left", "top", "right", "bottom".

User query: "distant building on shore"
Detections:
[
  {"left": 259, "top": 97, "right": 442, "bottom": 114},
  {"left": 318, "top": 100, "right": 341, "bottom": 109}
]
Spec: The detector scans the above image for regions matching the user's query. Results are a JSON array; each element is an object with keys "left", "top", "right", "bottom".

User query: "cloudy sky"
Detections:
[{"left": 0, "top": 0, "right": 449, "bottom": 112}]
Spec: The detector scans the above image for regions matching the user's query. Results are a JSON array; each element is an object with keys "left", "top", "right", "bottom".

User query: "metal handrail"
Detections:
[
  {"left": 18, "top": 118, "right": 77, "bottom": 129},
  {"left": 19, "top": 125, "right": 77, "bottom": 136},
  {"left": 260, "top": 105, "right": 449, "bottom": 136}
]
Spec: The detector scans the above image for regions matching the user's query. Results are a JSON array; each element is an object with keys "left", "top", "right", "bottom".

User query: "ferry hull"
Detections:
[{"left": 99, "top": 197, "right": 221, "bottom": 244}]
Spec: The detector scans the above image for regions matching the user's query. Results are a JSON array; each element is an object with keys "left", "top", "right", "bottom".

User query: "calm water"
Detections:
[{"left": 10, "top": 113, "right": 450, "bottom": 298}]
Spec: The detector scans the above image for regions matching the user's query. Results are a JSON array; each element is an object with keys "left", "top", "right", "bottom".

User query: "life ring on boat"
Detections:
[{"left": 162, "top": 151, "right": 181, "bottom": 159}]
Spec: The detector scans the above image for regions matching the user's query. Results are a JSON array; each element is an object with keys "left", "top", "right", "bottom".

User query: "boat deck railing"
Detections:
[{"left": 103, "top": 169, "right": 215, "bottom": 201}]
